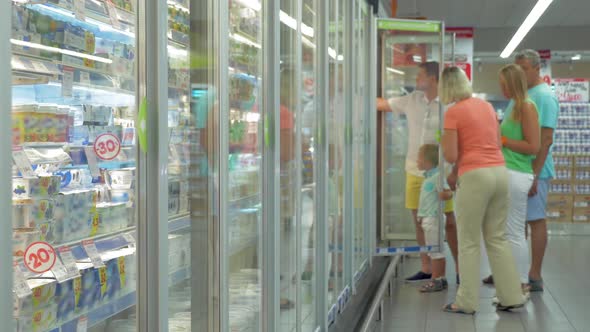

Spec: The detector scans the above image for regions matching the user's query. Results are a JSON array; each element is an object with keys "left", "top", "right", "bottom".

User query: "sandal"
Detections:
[
  {"left": 482, "top": 275, "right": 494, "bottom": 285},
  {"left": 443, "top": 303, "right": 475, "bottom": 315},
  {"left": 419, "top": 278, "right": 448, "bottom": 293},
  {"left": 496, "top": 302, "right": 525, "bottom": 312}
]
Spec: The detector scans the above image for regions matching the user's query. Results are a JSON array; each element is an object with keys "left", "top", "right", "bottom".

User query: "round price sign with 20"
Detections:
[
  {"left": 94, "top": 133, "right": 121, "bottom": 161},
  {"left": 24, "top": 242, "right": 57, "bottom": 274}
]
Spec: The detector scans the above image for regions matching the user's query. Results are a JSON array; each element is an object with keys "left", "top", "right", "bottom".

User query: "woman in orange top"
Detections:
[{"left": 440, "top": 67, "right": 526, "bottom": 314}]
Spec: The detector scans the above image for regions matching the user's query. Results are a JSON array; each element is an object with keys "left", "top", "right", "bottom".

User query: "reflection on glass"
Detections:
[
  {"left": 327, "top": 0, "right": 345, "bottom": 309},
  {"left": 300, "top": 0, "right": 319, "bottom": 329},
  {"left": 10, "top": 1, "right": 138, "bottom": 331},
  {"left": 227, "top": 0, "right": 263, "bottom": 330},
  {"left": 279, "top": 0, "right": 297, "bottom": 329},
  {"left": 167, "top": 0, "right": 198, "bottom": 330},
  {"left": 353, "top": 0, "right": 366, "bottom": 274},
  {"left": 379, "top": 26, "right": 444, "bottom": 251}
]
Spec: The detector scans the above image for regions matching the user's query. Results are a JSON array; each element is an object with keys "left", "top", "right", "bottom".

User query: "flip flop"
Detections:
[
  {"left": 496, "top": 302, "right": 525, "bottom": 312},
  {"left": 443, "top": 303, "right": 475, "bottom": 315}
]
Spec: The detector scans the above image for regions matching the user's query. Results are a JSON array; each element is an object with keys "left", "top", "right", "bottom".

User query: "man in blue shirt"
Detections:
[{"left": 515, "top": 50, "right": 560, "bottom": 292}]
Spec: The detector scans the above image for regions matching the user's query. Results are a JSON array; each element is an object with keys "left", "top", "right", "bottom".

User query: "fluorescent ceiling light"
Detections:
[
  {"left": 386, "top": 67, "right": 405, "bottom": 75},
  {"left": 571, "top": 54, "right": 581, "bottom": 61},
  {"left": 500, "top": 0, "right": 554, "bottom": 58},
  {"left": 11, "top": 39, "right": 113, "bottom": 64},
  {"left": 328, "top": 47, "right": 337, "bottom": 59}
]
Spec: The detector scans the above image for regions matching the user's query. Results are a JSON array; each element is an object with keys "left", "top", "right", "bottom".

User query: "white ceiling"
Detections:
[
  {"left": 395, "top": 0, "right": 590, "bottom": 28},
  {"left": 391, "top": 0, "right": 590, "bottom": 58}
]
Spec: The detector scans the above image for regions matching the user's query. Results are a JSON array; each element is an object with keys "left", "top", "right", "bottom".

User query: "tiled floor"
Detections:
[{"left": 372, "top": 235, "right": 590, "bottom": 332}]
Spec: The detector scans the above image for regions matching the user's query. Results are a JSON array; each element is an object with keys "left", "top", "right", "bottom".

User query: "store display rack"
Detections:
[{"left": 548, "top": 102, "right": 590, "bottom": 223}]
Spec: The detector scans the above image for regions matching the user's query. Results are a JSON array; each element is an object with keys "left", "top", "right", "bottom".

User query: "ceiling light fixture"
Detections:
[
  {"left": 386, "top": 67, "right": 405, "bottom": 75},
  {"left": 500, "top": 0, "right": 554, "bottom": 59},
  {"left": 571, "top": 54, "right": 581, "bottom": 61},
  {"left": 11, "top": 39, "right": 113, "bottom": 64}
]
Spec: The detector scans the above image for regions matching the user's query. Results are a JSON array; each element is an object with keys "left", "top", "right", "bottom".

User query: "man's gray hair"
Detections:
[{"left": 515, "top": 49, "right": 541, "bottom": 67}]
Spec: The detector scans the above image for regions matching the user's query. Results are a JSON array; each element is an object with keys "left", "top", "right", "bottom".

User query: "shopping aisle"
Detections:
[{"left": 372, "top": 236, "right": 590, "bottom": 332}]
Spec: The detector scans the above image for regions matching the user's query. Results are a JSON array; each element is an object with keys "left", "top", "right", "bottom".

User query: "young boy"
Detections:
[{"left": 417, "top": 144, "right": 453, "bottom": 292}]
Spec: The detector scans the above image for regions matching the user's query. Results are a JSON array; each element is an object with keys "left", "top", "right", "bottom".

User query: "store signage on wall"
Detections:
[
  {"left": 554, "top": 78, "right": 590, "bottom": 103},
  {"left": 538, "top": 49, "right": 552, "bottom": 85},
  {"left": 24, "top": 241, "right": 57, "bottom": 274},
  {"left": 445, "top": 27, "right": 474, "bottom": 81}
]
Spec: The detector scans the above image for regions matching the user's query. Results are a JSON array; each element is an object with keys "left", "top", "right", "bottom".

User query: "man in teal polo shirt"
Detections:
[{"left": 515, "top": 50, "right": 560, "bottom": 292}]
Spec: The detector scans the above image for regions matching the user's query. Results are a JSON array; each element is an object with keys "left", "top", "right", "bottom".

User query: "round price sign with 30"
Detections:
[
  {"left": 24, "top": 242, "right": 57, "bottom": 274},
  {"left": 94, "top": 133, "right": 121, "bottom": 161}
]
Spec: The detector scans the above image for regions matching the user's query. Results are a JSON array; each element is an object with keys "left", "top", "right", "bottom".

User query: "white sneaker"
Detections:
[{"left": 492, "top": 291, "right": 530, "bottom": 306}]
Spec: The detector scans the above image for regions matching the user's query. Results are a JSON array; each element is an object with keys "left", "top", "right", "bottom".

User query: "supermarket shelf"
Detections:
[
  {"left": 53, "top": 266, "right": 190, "bottom": 331},
  {"left": 168, "top": 214, "right": 191, "bottom": 233},
  {"left": 13, "top": 52, "right": 135, "bottom": 87}
]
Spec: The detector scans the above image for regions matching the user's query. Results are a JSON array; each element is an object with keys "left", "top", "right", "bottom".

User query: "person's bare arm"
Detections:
[
  {"left": 447, "top": 164, "right": 458, "bottom": 191},
  {"left": 377, "top": 98, "right": 392, "bottom": 112},
  {"left": 441, "top": 129, "right": 458, "bottom": 164},
  {"left": 439, "top": 190, "right": 453, "bottom": 201},
  {"left": 503, "top": 102, "right": 540, "bottom": 155},
  {"left": 529, "top": 126, "right": 555, "bottom": 196}
]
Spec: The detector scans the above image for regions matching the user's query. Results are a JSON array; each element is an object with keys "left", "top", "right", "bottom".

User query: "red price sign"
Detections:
[
  {"left": 24, "top": 242, "right": 56, "bottom": 274},
  {"left": 93, "top": 133, "right": 121, "bottom": 161}
]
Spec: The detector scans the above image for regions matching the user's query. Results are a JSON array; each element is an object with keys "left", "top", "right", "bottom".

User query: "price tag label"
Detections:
[
  {"left": 74, "top": 0, "right": 86, "bottom": 20},
  {"left": 62, "top": 66, "right": 74, "bottom": 97},
  {"left": 13, "top": 261, "right": 32, "bottom": 298},
  {"left": 80, "top": 71, "right": 90, "bottom": 85},
  {"left": 13, "top": 147, "right": 36, "bottom": 178},
  {"left": 83, "top": 146, "right": 101, "bottom": 177},
  {"left": 24, "top": 242, "right": 57, "bottom": 274},
  {"left": 122, "top": 233, "right": 135, "bottom": 246},
  {"left": 51, "top": 258, "right": 69, "bottom": 282},
  {"left": 77, "top": 316, "right": 88, "bottom": 332},
  {"left": 82, "top": 240, "right": 105, "bottom": 268},
  {"left": 105, "top": 0, "right": 121, "bottom": 29},
  {"left": 93, "top": 133, "right": 121, "bottom": 160},
  {"left": 58, "top": 246, "right": 80, "bottom": 279}
]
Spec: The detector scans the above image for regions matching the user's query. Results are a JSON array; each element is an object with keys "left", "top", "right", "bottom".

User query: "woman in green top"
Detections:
[{"left": 482, "top": 64, "right": 540, "bottom": 293}]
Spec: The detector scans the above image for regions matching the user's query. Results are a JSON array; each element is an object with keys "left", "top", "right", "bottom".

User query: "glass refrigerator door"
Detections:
[
  {"left": 377, "top": 19, "right": 445, "bottom": 254},
  {"left": 11, "top": 1, "right": 139, "bottom": 331},
  {"left": 225, "top": 0, "right": 264, "bottom": 330}
]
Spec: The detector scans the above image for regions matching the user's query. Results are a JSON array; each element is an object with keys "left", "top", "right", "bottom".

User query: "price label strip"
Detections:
[
  {"left": 84, "top": 146, "right": 101, "bottom": 177},
  {"left": 122, "top": 232, "right": 135, "bottom": 247},
  {"left": 77, "top": 316, "right": 88, "bottom": 332},
  {"left": 80, "top": 71, "right": 91, "bottom": 85},
  {"left": 62, "top": 66, "right": 74, "bottom": 97},
  {"left": 74, "top": 0, "right": 86, "bottom": 20},
  {"left": 12, "top": 147, "right": 36, "bottom": 178},
  {"left": 54, "top": 246, "right": 80, "bottom": 282},
  {"left": 82, "top": 240, "right": 105, "bottom": 268},
  {"left": 13, "top": 262, "right": 32, "bottom": 298}
]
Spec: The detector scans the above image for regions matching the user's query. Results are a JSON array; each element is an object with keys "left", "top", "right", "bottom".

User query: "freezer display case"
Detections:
[
  {"left": 376, "top": 19, "right": 449, "bottom": 254},
  {"left": 10, "top": 0, "right": 139, "bottom": 331}
]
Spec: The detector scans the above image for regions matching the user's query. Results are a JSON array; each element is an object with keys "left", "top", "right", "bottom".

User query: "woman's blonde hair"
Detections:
[
  {"left": 439, "top": 67, "right": 472, "bottom": 105},
  {"left": 500, "top": 64, "right": 528, "bottom": 122}
]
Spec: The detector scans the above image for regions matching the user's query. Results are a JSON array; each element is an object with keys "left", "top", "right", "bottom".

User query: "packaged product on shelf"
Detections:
[
  {"left": 13, "top": 227, "right": 42, "bottom": 257},
  {"left": 110, "top": 188, "right": 134, "bottom": 204},
  {"left": 106, "top": 168, "right": 134, "bottom": 189},
  {"left": 13, "top": 175, "right": 61, "bottom": 199},
  {"left": 53, "top": 189, "right": 95, "bottom": 244},
  {"left": 14, "top": 303, "right": 58, "bottom": 332},
  {"left": 78, "top": 263, "right": 101, "bottom": 311},
  {"left": 13, "top": 278, "right": 57, "bottom": 316},
  {"left": 54, "top": 275, "right": 79, "bottom": 323}
]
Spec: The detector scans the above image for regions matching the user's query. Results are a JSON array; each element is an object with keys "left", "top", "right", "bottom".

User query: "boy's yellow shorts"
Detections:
[{"left": 405, "top": 173, "right": 454, "bottom": 213}]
